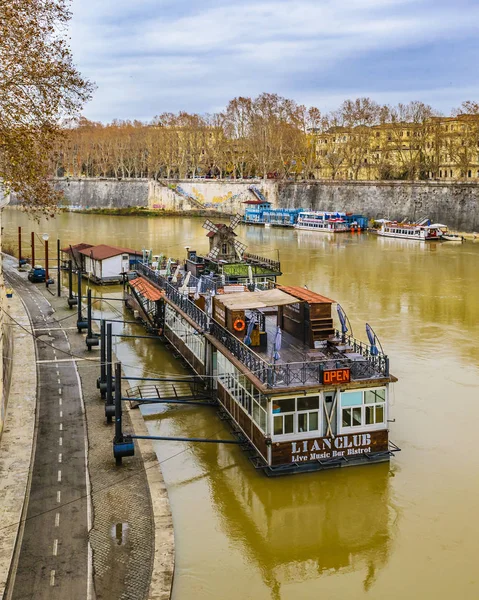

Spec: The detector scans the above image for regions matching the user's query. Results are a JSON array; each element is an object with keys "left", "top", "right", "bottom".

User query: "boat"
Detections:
[
  {"left": 431, "top": 224, "right": 465, "bottom": 242},
  {"left": 294, "top": 211, "right": 351, "bottom": 233},
  {"left": 441, "top": 233, "right": 465, "bottom": 242},
  {"left": 125, "top": 219, "right": 400, "bottom": 476},
  {"left": 376, "top": 219, "right": 443, "bottom": 241}
]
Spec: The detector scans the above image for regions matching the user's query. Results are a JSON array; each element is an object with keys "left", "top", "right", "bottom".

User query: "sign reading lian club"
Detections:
[
  {"left": 290, "top": 433, "right": 374, "bottom": 463},
  {"left": 268, "top": 430, "right": 390, "bottom": 466},
  {"left": 322, "top": 367, "right": 351, "bottom": 385}
]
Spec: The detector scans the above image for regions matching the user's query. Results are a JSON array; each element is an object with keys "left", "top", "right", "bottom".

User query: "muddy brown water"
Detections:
[{"left": 4, "top": 208, "right": 479, "bottom": 599}]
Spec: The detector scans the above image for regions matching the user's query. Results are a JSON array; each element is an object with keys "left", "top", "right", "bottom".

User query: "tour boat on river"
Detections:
[
  {"left": 125, "top": 216, "right": 400, "bottom": 476},
  {"left": 376, "top": 219, "right": 444, "bottom": 241},
  {"left": 294, "top": 211, "right": 351, "bottom": 232}
]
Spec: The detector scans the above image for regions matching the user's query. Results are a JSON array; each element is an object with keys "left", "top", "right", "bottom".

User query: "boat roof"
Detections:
[
  {"left": 277, "top": 285, "right": 335, "bottom": 304},
  {"left": 215, "top": 288, "right": 299, "bottom": 310},
  {"left": 129, "top": 277, "right": 164, "bottom": 301},
  {"left": 78, "top": 244, "right": 142, "bottom": 260}
]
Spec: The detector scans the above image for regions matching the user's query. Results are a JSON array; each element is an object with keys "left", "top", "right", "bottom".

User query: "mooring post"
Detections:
[
  {"left": 98, "top": 320, "right": 106, "bottom": 398},
  {"left": 112, "top": 360, "right": 134, "bottom": 465},
  {"left": 105, "top": 323, "right": 114, "bottom": 422},
  {"left": 85, "top": 288, "right": 99, "bottom": 350},
  {"left": 18, "top": 226, "right": 22, "bottom": 267},
  {"left": 77, "top": 270, "right": 88, "bottom": 332},
  {"left": 57, "top": 239, "right": 61, "bottom": 297},
  {"left": 77, "top": 270, "right": 82, "bottom": 323},
  {"left": 67, "top": 260, "right": 77, "bottom": 307},
  {"left": 114, "top": 362, "right": 123, "bottom": 465},
  {"left": 31, "top": 232, "right": 35, "bottom": 267}
]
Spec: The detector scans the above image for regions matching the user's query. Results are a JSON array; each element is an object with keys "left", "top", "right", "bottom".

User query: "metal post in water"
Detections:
[
  {"left": 106, "top": 323, "right": 113, "bottom": 422},
  {"left": 57, "top": 239, "right": 61, "bottom": 297},
  {"left": 85, "top": 288, "right": 99, "bottom": 350},
  {"left": 44, "top": 238, "right": 49, "bottom": 287},
  {"left": 67, "top": 260, "right": 77, "bottom": 307},
  {"left": 76, "top": 270, "right": 88, "bottom": 332},
  {"left": 77, "top": 270, "right": 82, "bottom": 326},
  {"left": 99, "top": 319, "right": 106, "bottom": 399},
  {"left": 114, "top": 362, "right": 122, "bottom": 465},
  {"left": 87, "top": 289, "right": 92, "bottom": 338},
  {"left": 31, "top": 232, "right": 35, "bottom": 267},
  {"left": 69, "top": 260, "right": 73, "bottom": 300},
  {"left": 18, "top": 226, "right": 21, "bottom": 267}
]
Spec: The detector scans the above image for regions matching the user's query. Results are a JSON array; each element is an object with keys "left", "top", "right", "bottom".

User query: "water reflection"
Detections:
[{"left": 147, "top": 401, "right": 396, "bottom": 600}]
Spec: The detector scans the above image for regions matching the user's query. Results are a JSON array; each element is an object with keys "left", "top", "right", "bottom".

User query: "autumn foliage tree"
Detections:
[{"left": 0, "top": 0, "right": 93, "bottom": 212}]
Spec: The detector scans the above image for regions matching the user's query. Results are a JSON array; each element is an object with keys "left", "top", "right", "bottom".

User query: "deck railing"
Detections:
[
  {"left": 334, "top": 329, "right": 389, "bottom": 377},
  {"left": 136, "top": 263, "right": 390, "bottom": 387},
  {"left": 243, "top": 252, "right": 281, "bottom": 273}
]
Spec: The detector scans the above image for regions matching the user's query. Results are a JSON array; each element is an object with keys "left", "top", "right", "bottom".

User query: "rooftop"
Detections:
[
  {"left": 129, "top": 277, "right": 164, "bottom": 302},
  {"left": 277, "top": 285, "right": 335, "bottom": 305},
  {"left": 78, "top": 244, "right": 142, "bottom": 261},
  {"left": 60, "top": 243, "right": 93, "bottom": 254}
]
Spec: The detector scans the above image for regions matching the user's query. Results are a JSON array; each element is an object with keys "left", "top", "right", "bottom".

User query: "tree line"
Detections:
[{"left": 52, "top": 95, "right": 479, "bottom": 182}]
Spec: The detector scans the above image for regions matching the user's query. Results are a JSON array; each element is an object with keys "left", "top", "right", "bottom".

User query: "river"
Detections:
[{"left": 3, "top": 208, "right": 479, "bottom": 600}]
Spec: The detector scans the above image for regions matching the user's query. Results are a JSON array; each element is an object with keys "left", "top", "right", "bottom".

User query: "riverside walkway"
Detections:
[{"left": 1, "top": 255, "right": 174, "bottom": 600}]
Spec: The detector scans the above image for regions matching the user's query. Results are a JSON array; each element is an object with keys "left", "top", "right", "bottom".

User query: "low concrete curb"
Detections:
[
  {"left": 0, "top": 291, "right": 37, "bottom": 599},
  {"left": 126, "top": 402, "right": 175, "bottom": 600}
]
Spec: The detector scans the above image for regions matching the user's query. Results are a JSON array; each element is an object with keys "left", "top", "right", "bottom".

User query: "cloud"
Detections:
[{"left": 69, "top": 0, "right": 479, "bottom": 121}]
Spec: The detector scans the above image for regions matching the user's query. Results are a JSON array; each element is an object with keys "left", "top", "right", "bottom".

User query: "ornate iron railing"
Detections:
[
  {"left": 334, "top": 329, "right": 389, "bottom": 376},
  {"left": 136, "top": 263, "right": 390, "bottom": 387},
  {"left": 243, "top": 252, "right": 281, "bottom": 273}
]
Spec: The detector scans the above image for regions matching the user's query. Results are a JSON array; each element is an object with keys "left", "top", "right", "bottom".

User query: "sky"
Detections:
[{"left": 69, "top": 0, "right": 479, "bottom": 123}]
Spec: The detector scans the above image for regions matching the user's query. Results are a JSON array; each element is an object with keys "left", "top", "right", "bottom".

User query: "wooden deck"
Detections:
[{"left": 256, "top": 315, "right": 313, "bottom": 363}]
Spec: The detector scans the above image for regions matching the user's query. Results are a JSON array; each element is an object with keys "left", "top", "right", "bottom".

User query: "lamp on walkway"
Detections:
[{"left": 42, "top": 233, "right": 49, "bottom": 287}]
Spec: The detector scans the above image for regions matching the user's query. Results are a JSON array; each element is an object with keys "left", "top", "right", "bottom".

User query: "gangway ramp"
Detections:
[{"left": 125, "top": 377, "right": 215, "bottom": 407}]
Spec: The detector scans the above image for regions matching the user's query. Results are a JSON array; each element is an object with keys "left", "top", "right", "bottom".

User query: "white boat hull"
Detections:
[{"left": 294, "top": 225, "right": 349, "bottom": 233}]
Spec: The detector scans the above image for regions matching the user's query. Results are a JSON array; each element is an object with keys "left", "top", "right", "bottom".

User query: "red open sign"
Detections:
[{"left": 322, "top": 368, "right": 351, "bottom": 385}]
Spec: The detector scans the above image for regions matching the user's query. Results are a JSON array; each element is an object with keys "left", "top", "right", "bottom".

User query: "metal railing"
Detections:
[
  {"left": 136, "top": 263, "right": 390, "bottom": 387},
  {"left": 334, "top": 329, "right": 389, "bottom": 376},
  {"left": 243, "top": 252, "right": 281, "bottom": 272}
]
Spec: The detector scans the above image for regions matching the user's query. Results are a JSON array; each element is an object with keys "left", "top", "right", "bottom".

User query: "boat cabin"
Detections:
[{"left": 78, "top": 245, "right": 142, "bottom": 284}]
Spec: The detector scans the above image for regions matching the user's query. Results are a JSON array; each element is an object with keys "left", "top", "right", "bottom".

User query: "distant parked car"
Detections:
[{"left": 28, "top": 266, "right": 46, "bottom": 283}]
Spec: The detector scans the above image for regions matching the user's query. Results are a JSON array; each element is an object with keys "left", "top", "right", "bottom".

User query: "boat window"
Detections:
[
  {"left": 340, "top": 388, "right": 386, "bottom": 432},
  {"left": 364, "top": 389, "right": 385, "bottom": 404},
  {"left": 341, "top": 391, "right": 362, "bottom": 406},
  {"left": 297, "top": 396, "right": 319, "bottom": 411},
  {"left": 275, "top": 398, "right": 295, "bottom": 413},
  {"left": 274, "top": 413, "right": 294, "bottom": 435}
]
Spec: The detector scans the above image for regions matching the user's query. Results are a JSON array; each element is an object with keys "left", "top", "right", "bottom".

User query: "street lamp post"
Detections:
[{"left": 42, "top": 233, "right": 49, "bottom": 287}]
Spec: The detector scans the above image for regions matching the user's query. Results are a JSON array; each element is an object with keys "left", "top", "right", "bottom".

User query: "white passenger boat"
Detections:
[
  {"left": 294, "top": 211, "right": 350, "bottom": 233},
  {"left": 376, "top": 220, "right": 443, "bottom": 241}
]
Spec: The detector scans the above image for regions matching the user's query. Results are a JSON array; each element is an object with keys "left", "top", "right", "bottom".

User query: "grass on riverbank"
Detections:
[{"left": 62, "top": 207, "right": 231, "bottom": 218}]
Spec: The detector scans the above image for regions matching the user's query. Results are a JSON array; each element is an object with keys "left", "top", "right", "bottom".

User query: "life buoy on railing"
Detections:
[{"left": 233, "top": 318, "right": 246, "bottom": 332}]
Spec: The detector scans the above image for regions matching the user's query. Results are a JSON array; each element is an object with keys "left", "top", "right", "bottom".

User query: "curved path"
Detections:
[{"left": 4, "top": 258, "right": 91, "bottom": 600}]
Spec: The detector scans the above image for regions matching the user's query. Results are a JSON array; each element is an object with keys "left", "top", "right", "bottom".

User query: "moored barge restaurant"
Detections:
[{"left": 125, "top": 219, "right": 399, "bottom": 475}]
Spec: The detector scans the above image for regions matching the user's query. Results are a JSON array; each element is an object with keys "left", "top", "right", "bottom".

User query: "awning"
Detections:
[
  {"left": 129, "top": 277, "right": 164, "bottom": 301},
  {"left": 215, "top": 288, "right": 299, "bottom": 310}
]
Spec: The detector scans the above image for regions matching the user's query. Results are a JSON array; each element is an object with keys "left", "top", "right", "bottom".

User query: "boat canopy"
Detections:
[
  {"left": 429, "top": 223, "right": 448, "bottom": 228},
  {"left": 215, "top": 288, "right": 299, "bottom": 310}
]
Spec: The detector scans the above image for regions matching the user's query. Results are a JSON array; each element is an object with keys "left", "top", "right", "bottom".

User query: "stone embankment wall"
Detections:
[
  {"left": 9, "top": 178, "right": 479, "bottom": 232},
  {"left": 277, "top": 181, "right": 479, "bottom": 233}
]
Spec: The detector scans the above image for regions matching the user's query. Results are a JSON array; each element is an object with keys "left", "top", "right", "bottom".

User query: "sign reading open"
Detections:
[{"left": 322, "top": 368, "right": 351, "bottom": 385}]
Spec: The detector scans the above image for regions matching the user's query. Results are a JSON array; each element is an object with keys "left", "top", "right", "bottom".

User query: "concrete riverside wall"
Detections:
[
  {"left": 9, "top": 178, "right": 479, "bottom": 232},
  {"left": 277, "top": 181, "right": 479, "bottom": 233}
]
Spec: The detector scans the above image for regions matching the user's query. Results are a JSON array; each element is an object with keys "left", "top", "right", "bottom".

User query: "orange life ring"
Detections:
[{"left": 233, "top": 318, "right": 246, "bottom": 332}]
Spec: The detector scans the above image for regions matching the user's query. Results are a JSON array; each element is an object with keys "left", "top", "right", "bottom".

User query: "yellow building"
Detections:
[{"left": 311, "top": 115, "right": 479, "bottom": 182}]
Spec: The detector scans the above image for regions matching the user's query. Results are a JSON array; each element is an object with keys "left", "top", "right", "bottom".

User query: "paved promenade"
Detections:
[{"left": 1, "top": 257, "right": 174, "bottom": 600}]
